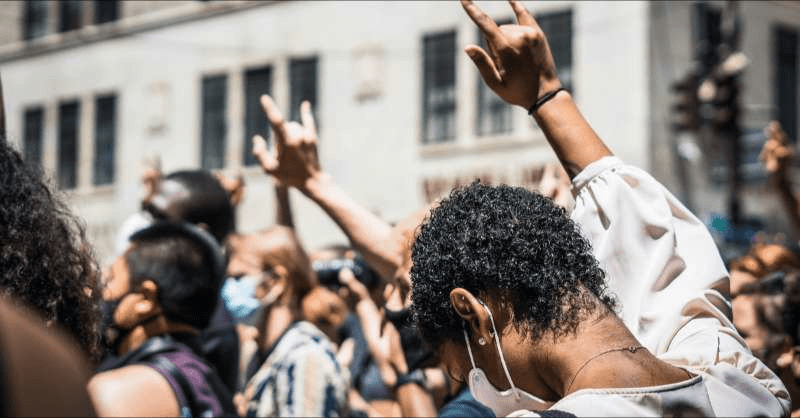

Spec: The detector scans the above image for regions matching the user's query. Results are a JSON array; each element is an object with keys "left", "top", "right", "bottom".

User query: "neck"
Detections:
[
  {"left": 117, "top": 316, "right": 199, "bottom": 355},
  {"left": 257, "top": 300, "right": 298, "bottom": 352}
]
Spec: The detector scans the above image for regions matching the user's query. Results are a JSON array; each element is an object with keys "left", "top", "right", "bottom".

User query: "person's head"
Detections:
[
  {"left": 411, "top": 182, "right": 615, "bottom": 395},
  {"left": 103, "top": 222, "right": 225, "bottom": 351},
  {"left": 730, "top": 244, "right": 800, "bottom": 298},
  {"left": 142, "top": 170, "right": 235, "bottom": 243},
  {"left": 0, "top": 139, "right": 102, "bottom": 362}
]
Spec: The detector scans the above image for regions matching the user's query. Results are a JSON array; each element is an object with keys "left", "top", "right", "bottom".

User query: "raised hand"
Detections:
[
  {"left": 461, "top": 0, "right": 562, "bottom": 110},
  {"left": 760, "top": 121, "right": 794, "bottom": 174},
  {"left": 252, "top": 96, "right": 321, "bottom": 190}
]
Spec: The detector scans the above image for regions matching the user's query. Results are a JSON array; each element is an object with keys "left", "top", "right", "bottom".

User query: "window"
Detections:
[
  {"left": 775, "top": 26, "right": 798, "bottom": 143},
  {"left": 422, "top": 31, "right": 456, "bottom": 144},
  {"left": 58, "top": 101, "right": 80, "bottom": 189},
  {"left": 94, "top": 0, "right": 119, "bottom": 25},
  {"left": 289, "top": 57, "right": 318, "bottom": 126},
  {"left": 60, "top": 0, "right": 84, "bottom": 32},
  {"left": 243, "top": 66, "right": 272, "bottom": 166},
  {"left": 201, "top": 75, "right": 228, "bottom": 170},
  {"left": 23, "top": 0, "right": 49, "bottom": 41},
  {"left": 537, "top": 10, "right": 573, "bottom": 92},
  {"left": 23, "top": 107, "right": 44, "bottom": 166},
  {"left": 476, "top": 21, "right": 513, "bottom": 136},
  {"left": 94, "top": 95, "right": 116, "bottom": 185}
]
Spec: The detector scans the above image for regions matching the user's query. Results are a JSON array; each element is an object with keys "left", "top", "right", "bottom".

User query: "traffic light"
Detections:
[
  {"left": 670, "top": 72, "right": 701, "bottom": 133},
  {"left": 708, "top": 74, "right": 739, "bottom": 131}
]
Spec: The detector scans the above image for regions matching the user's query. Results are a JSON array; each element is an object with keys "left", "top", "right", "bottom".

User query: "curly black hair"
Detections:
[
  {"left": 410, "top": 181, "right": 615, "bottom": 348},
  {"left": 0, "top": 139, "right": 102, "bottom": 362}
]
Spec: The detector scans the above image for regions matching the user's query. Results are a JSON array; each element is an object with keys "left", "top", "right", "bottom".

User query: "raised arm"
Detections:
[
  {"left": 462, "top": 0, "right": 611, "bottom": 178},
  {"left": 252, "top": 97, "right": 403, "bottom": 280},
  {"left": 760, "top": 121, "right": 800, "bottom": 236}
]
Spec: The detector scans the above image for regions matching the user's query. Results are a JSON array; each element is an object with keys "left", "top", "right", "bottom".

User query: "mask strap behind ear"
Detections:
[
  {"left": 463, "top": 328, "right": 477, "bottom": 369},
  {"left": 478, "top": 299, "right": 520, "bottom": 398}
]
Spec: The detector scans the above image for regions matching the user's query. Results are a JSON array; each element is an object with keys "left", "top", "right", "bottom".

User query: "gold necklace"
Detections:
[{"left": 565, "top": 345, "right": 645, "bottom": 393}]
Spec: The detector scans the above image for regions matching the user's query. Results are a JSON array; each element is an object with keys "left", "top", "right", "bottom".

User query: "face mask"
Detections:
[
  {"left": 100, "top": 292, "right": 159, "bottom": 354},
  {"left": 221, "top": 275, "right": 265, "bottom": 327},
  {"left": 464, "top": 302, "right": 553, "bottom": 416}
]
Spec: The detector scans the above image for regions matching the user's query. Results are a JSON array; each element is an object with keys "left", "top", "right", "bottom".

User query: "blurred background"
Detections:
[{"left": 0, "top": 0, "right": 798, "bottom": 264}]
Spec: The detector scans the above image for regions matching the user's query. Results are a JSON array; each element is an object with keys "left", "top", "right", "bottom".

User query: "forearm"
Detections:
[
  {"left": 274, "top": 183, "right": 294, "bottom": 229},
  {"left": 394, "top": 383, "right": 438, "bottom": 417},
  {"left": 532, "top": 90, "right": 613, "bottom": 179},
  {"left": 301, "top": 173, "right": 402, "bottom": 280},
  {"left": 772, "top": 171, "right": 800, "bottom": 235}
]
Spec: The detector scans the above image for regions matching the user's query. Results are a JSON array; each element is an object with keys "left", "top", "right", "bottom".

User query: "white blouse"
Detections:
[{"left": 517, "top": 156, "right": 790, "bottom": 417}]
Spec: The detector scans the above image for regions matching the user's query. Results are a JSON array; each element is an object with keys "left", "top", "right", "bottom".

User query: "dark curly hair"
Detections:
[
  {"left": 0, "top": 139, "right": 102, "bottom": 362},
  {"left": 410, "top": 181, "right": 615, "bottom": 348}
]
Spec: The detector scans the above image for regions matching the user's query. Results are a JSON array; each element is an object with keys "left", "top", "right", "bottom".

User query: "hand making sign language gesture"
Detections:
[{"left": 461, "top": 0, "right": 562, "bottom": 112}]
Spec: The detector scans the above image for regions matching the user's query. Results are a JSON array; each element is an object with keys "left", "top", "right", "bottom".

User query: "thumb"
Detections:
[
  {"left": 465, "top": 45, "right": 502, "bottom": 90},
  {"left": 252, "top": 135, "right": 278, "bottom": 173}
]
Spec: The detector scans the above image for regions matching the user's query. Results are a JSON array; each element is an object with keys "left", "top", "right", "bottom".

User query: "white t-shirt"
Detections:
[{"left": 515, "top": 157, "right": 790, "bottom": 417}]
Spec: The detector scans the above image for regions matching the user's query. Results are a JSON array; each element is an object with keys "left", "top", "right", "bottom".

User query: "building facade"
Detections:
[{"left": 0, "top": 1, "right": 798, "bottom": 262}]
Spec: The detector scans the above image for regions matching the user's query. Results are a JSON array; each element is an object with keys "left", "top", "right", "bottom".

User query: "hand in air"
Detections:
[
  {"left": 252, "top": 96, "right": 321, "bottom": 190},
  {"left": 760, "top": 121, "right": 794, "bottom": 174},
  {"left": 461, "top": 0, "right": 562, "bottom": 110}
]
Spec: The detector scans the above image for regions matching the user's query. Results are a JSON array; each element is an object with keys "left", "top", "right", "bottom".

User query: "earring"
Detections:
[{"left": 478, "top": 337, "right": 487, "bottom": 346}]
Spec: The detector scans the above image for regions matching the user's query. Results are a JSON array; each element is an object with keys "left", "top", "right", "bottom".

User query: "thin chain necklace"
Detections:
[{"left": 565, "top": 345, "right": 645, "bottom": 393}]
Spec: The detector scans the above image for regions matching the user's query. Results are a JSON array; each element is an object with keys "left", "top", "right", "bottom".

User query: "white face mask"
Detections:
[
  {"left": 464, "top": 302, "right": 553, "bottom": 416},
  {"left": 221, "top": 275, "right": 264, "bottom": 326}
]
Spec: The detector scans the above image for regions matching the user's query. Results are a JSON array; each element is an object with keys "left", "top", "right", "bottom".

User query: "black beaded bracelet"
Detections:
[{"left": 528, "top": 87, "right": 568, "bottom": 116}]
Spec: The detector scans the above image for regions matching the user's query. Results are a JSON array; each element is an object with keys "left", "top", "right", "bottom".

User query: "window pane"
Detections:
[
  {"left": 243, "top": 66, "right": 272, "bottom": 166},
  {"left": 422, "top": 31, "right": 456, "bottom": 143},
  {"left": 289, "top": 57, "right": 318, "bottom": 127},
  {"left": 94, "top": 95, "right": 116, "bottom": 185},
  {"left": 775, "top": 27, "right": 798, "bottom": 143},
  {"left": 24, "top": 0, "right": 49, "bottom": 40},
  {"left": 58, "top": 101, "right": 80, "bottom": 189},
  {"left": 94, "top": 0, "right": 119, "bottom": 25},
  {"left": 537, "top": 10, "right": 573, "bottom": 92},
  {"left": 23, "top": 107, "right": 44, "bottom": 166},
  {"left": 693, "top": 4, "right": 722, "bottom": 71},
  {"left": 60, "top": 0, "right": 84, "bottom": 32},
  {"left": 476, "top": 21, "right": 513, "bottom": 137},
  {"left": 201, "top": 75, "right": 228, "bottom": 170}
]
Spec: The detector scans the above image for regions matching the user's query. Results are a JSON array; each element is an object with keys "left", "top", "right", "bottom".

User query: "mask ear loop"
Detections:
[
  {"left": 463, "top": 327, "right": 477, "bottom": 369},
  {"left": 478, "top": 299, "right": 521, "bottom": 400}
]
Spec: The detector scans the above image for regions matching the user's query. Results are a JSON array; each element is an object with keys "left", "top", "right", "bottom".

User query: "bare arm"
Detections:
[
  {"left": 252, "top": 97, "right": 402, "bottom": 279},
  {"left": 462, "top": 0, "right": 611, "bottom": 178},
  {"left": 88, "top": 365, "right": 180, "bottom": 417},
  {"left": 760, "top": 121, "right": 800, "bottom": 235},
  {"left": 274, "top": 183, "right": 295, "bottom": 229}
]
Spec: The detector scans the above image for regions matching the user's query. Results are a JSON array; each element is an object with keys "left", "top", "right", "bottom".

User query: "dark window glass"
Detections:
[
  {"left": 58, "top": 101, "right": 80, "bottom": 189},
  {"left": 243, "top": 66, "right": 272, "bottom": 166},
  {"left": 694, "top": 4, "right": 723, "bottom": 71},
  {"left": 775, "top": 27, "right": 798, "bottom": 143},
  {"left": 94, "top": 95, "right": 116, "bottom": 185},
  {"left": 94, "top": 0, "right": 118, "bottom": 25},
  {"left": 59, "top": 0, "right": 84, "bottom": 32},
  {"left": 23, "top": 107, "right": 44, "bottom": 166},
  {"left": 476, "top": 20, "right": 513, "bottom": 136},
  {"left": 289, "top": 57, "right": 318, "bottom": 127},
  {"left": 422, "top": 31, "right": 456, "bottom": 143},
  {"left": 537, "top": 10, "right": 573, "bottom": 92},
  {"left": 23, "top": 0, "right": 49, "bottom": 40},
  {"left": 201, "top": 75, "right": 228, "bottom": 170}
]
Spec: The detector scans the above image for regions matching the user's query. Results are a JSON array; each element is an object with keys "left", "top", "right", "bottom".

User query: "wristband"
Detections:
[
  {"left": 393, "top": 369, "right": 427, "bottom": 391},
  {"left": 528, "top": 87, "right": 567, "bottom": 116}
]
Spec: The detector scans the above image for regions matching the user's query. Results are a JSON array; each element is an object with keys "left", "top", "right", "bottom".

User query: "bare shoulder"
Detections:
[{"left": 89, "top": 364, "right": 180, "bottom": 417}]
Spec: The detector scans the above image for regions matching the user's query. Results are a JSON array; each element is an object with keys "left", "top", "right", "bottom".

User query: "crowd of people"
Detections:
[{"left": 0, "top": 0, "right": 799, "bottom": 416}]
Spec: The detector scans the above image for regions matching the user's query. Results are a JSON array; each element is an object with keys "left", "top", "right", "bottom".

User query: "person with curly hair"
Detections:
[
  {"left": 0, "top": 136, "right": 102, "bottom": 363},
  {"left": 405, "top": 1, "right": 791, "bottom": 416}
]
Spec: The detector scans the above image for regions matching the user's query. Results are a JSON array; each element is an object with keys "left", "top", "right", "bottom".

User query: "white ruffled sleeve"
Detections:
[{"left": 570, "top": 156, "right": 790, "bottom": 415}]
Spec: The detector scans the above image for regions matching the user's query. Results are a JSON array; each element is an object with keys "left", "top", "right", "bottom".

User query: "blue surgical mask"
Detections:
[
  {"left": 221, "top": 275, "right": 265, "bottom": 326},
  {"left": 464, "top": 301, "right": 553, "bottom": 416}
]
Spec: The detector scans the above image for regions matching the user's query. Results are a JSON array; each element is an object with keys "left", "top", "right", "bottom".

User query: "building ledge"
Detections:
[
  {"left": 419, "top": 131, "right": 546, "bottom": 159},
  {"left": 0, "top": 1, "right": 275, "bottom": 64}
]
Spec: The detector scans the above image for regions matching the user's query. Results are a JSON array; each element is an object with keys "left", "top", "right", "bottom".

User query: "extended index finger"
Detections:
[
  {"left": 260, "top": 95, "right": 289, "bottom": 145},
  {"left": 460, "top": 0, "right": 507, "bottom": 44}
]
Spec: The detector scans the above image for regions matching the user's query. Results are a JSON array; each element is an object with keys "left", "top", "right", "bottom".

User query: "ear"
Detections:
[
  {"left": 260, "top": 266, "right": 289, "bottom": 305},
  {"left": 134, "top": 280, "right": 161, "bottom": 317},
  {"left": 450, "top": 288, "right": 493, "bottom": 345}
]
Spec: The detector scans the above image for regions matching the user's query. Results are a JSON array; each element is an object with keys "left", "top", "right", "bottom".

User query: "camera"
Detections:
[{"left": 312, "top": 255, "right": 379, "bottom": 290}]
